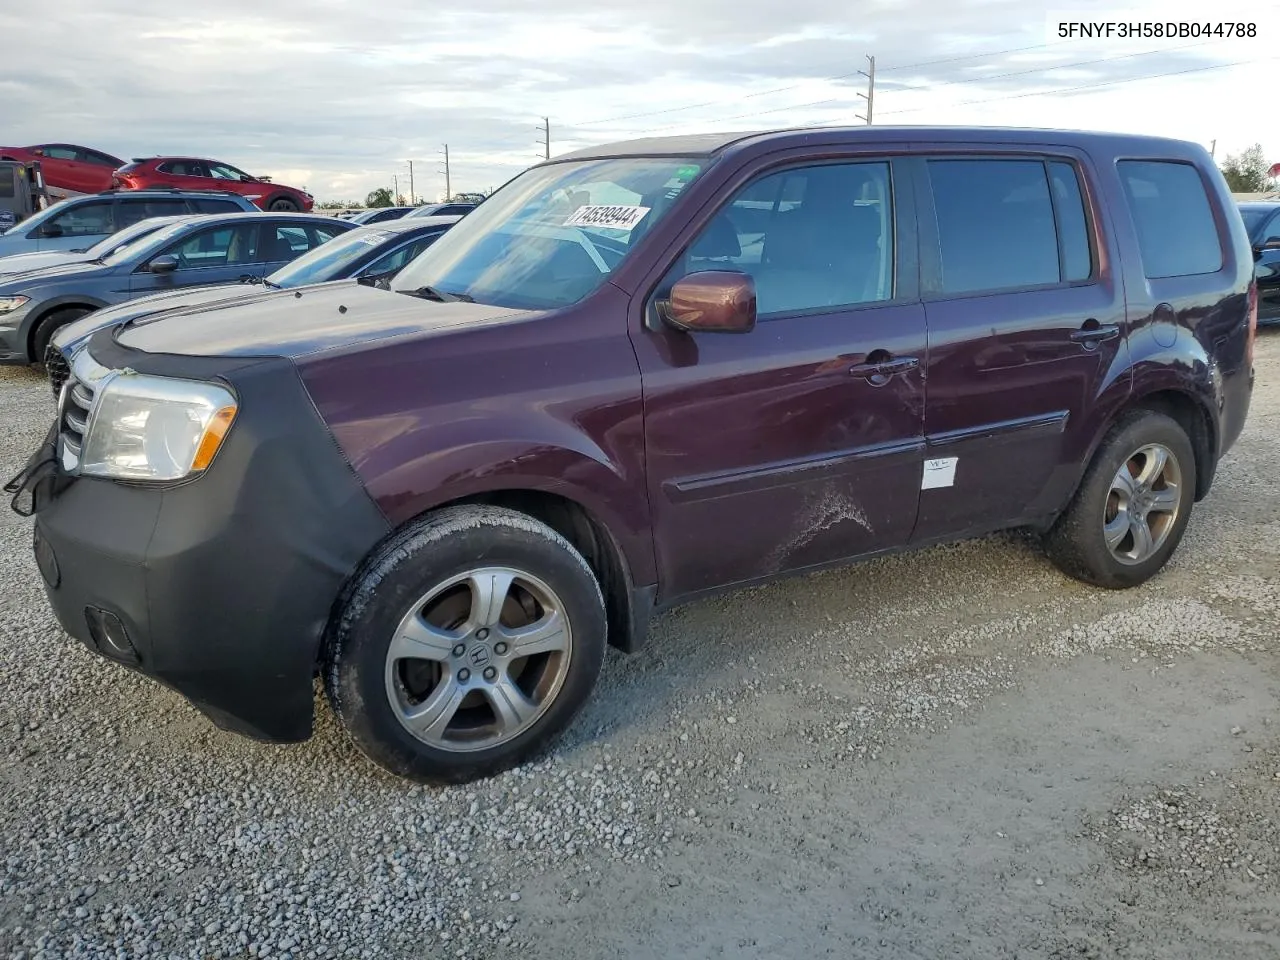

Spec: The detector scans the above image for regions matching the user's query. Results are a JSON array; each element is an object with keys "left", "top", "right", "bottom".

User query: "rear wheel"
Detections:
[
  {"left": 1044, "top": 410, "right": 1196, "bottom": 588},
  {"left": 325, "top": 505, "right": 607, "bottom": 783},
  {"left": 267, "top": 196, "right": 300, "bottom": 212},
  {"left": 31, "top": 307, "right": 91, "bottom": 365}
]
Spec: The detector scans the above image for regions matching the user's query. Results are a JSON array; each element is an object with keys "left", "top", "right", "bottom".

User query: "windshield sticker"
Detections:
[
  {"left": 563, "top": 205, "right": 651, "bottom": 231},
  {"left": 358, "top": 231, "right": 393, "bottom": 245}
]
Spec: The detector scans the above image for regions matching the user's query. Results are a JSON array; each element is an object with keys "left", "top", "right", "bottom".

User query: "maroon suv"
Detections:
[{"left": 9, "top": 126, "right": 1256, "bottom": 784}]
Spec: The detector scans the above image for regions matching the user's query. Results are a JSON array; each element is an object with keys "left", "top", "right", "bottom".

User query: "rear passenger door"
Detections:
[
  {"left": 131, "top": 222, "right": 261, "bottom": 294},
  {"left": 910, "top": 152, "right": 1129, "bottom": 543},
  {"left": 633, "top": 157, "right": 928, "bottom": 599}
]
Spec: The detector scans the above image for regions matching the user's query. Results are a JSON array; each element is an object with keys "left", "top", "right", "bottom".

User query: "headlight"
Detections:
[
  {"left": 0, "top": 295, "right": 30, "bottom": 314},
  {"left": 80, "top": 374, "right": 238, "bottom": 481}
]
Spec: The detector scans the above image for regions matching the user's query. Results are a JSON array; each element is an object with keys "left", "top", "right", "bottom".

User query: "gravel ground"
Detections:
[{"left": 1, "top": 332, "right": 1278, "bottom": 960}]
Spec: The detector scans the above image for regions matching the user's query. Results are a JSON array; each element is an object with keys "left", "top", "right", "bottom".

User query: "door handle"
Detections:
[
  {"left": 1070, "top": 321, "right": 1120, "bottom": 348},
  {"left": 849, "top": 355, "right": 919, "bottom": 385}
]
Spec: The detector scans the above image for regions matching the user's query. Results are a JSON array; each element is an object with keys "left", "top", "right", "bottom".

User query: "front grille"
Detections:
[
  {"left": 44, "top": 344, "right": 70, "bottom": 398},
  {"left": 56, "top": 350, "right": 113, "bottom": 472}
]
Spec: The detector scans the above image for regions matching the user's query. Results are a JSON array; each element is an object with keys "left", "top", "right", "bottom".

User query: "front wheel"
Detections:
[
  {"left": 267, "top": 196, "right": 300, "bottom": 212},
  {"left": 1044, "top": 410, "right": 1197, "bottom": 589},
  {"left": 325, "top": 505, "right": 607, "bottom": 783},
  {"left": 32, "top": 307, "right": 91, "bottom": 365}
]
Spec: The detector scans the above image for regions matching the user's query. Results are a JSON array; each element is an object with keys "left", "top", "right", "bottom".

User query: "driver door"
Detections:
[{"left": 131, "top": 222, "right": 262, "bottom": 295}]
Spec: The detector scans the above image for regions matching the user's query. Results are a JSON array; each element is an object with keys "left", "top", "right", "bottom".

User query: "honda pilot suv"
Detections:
[{"left": 9, "top": 127, "right": 1256, "bottom": 784}]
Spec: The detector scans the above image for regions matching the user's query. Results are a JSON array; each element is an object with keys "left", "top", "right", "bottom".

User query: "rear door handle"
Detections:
[
  {"left": 1070, "top": 322, "right": 1120, "bottom": 347},
  {"left": 849, "top": 355, "right": 919, "bottom": 385}
]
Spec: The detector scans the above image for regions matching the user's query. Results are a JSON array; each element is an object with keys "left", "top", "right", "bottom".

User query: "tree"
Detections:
[
  {"left": 365, "top": 187, "right": 394, "bottom": 208},
  {"left": 1220, "top": 144, "right": 1277, "bottom": 193}
]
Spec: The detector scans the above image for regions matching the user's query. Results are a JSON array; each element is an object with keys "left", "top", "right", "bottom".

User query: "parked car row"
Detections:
[
  {"left": 0, "top": 142, "right": 313, "bottom": 211},
  {"left": 5, "top": 125, "right": 1256, "bottom": 787},
  {"left": 1240, "top": 199, "right": 1280, "bottom": 325}
]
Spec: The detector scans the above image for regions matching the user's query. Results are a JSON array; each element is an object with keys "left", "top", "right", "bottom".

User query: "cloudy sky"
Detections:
[{"left": 2, "top": 0, "right": 1275, "bottom": 202}]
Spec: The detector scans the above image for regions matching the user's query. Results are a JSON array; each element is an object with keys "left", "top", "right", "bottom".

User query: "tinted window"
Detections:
[
  {"left": 365, "top": 233, "right": 444, "bottom": 276},
  {"left": 165, "top": 225, "right": 256, "bottom": 268},
  {"left": 0, "top": 172, "right": 14, "bottom": 199},
  {"left": 47, "top": 200, "right": 114, "bottom": 237},
  {"left": 309, "top": 224, "right": 347, "bottom": 244},
  {"left": 42, "top": 146, "right": 78, "bottom": 160},
  {"left": 191, "top": 198, "right": 244, "bottom": 213},
  {"left": 1049, "top": 162, "right": 1092, "bottom": 282},
  {"left": 258, "top": 225, "right": 311, "bottom": 262},
  {"left": 115, "top": 198, "right": 191, "bottom": 228},
  {"left": 80, "top": 149, "right": 120, "bottom": 167},
  {"left": 929, "top": 160, "right": 1062, "bottom": 294},
  {"left": 668, "top": 162, "right": 894, "bottom": 317},
  {"left": 159, "top": 160, "right": 207, "bottom": 177},
  {"left": 1118, "top": 160, "right": 1222, "bottom": 278}
]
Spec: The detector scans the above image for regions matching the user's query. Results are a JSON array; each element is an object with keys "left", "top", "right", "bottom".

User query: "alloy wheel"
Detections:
[{"left": 1103, "top": 443, "right": 1183, "bottom": 566}]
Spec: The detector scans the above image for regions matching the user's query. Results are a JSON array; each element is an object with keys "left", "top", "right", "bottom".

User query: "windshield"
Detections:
[
  {"left": 391, "top": 156, "right": 705, "bottom": 309},
  {"left": 266, "top": 227, "right": 391, "bottom": 287},
  {"left": 1240, "top": 206, "right": 1276, "bottom": 241},
  {"left": 83, "top": 217, "right": 184, "bottom": 257},
  {"left": 102, "top": 220, "right": 193, "bottom": 266}
]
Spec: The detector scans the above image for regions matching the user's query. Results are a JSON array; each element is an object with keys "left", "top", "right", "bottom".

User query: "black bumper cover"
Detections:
[{"left": 22, "top": 334, "right": 390, "bottom": 742}]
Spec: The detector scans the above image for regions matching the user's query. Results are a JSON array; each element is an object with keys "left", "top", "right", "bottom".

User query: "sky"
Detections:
[{"left": 1, "top": 0, "right": 1276, "bottom": 203}]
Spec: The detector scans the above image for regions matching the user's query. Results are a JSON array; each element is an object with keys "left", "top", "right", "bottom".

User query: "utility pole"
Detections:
[
  {"left": 393, "top": 174, "right": 399, "bottom": 203},
  {"left": 539, "top": 117, "right": 550, "bottom": 160},
  {"left": 440, "top": 144, "right": 451, "bottom": 201},
  {"left": 1210, "top": 139, "right": 1217, "bottom": 159},
  {"left": 408, "top": 161, "right": 415, "bottom": 205},
  {"left": 855, "top": 55, "right": 875, "bottom": 125}
]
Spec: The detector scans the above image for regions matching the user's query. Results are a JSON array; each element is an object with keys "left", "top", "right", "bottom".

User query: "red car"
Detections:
[
  {"left": 0, "top": 143, "right": 124, "bottom": 197},
  {"left": 112, "top": 157, "right": 313, "bottom": 212}
]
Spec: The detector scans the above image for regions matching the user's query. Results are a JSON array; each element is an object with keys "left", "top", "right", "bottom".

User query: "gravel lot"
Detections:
[{"left": 2, "top": 332, "right": 1278, "bottom": 960}]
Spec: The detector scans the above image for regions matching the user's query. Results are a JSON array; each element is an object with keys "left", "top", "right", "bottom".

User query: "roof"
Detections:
[
  {"left": 555, "top": 125, "right": 1207, "bottom": 162},
  {"left": 354, "top": 214, "right": 462, "bottom": 235}
]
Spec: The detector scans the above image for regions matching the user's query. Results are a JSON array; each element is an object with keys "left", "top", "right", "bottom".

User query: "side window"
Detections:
[
  {"left": 159, "top": 160, "right": 207, "bottom": 178},
  {"left": 364, "top": 234, "right": 442, "bottom": 276},
  {"left": 115, "top": 198, "right": 190, "bottom": 228},
  {"left": 667, "top": 161, "right": 894, "bottom": 317},
  {"left": 259, "top": 225, "right": 310, "bottom": 261},
  {"left": 1117, "top": 160, "right": 1222, "bottom": 279},
  {"left": 42, "top": 146, "right": 78, "bottom": 160},
  {"left": 309, "top": 224, "right": 346, "bottom": 244},
  {"left": 79, "top": 149, "right": 119, "bottom": 168},
  {"left": 165, "top": 225, "right": 256, "bottom": 269},
  {"left": 208, "top": 163, "right": 245, "bottom": 181},
  {"left": 191, "top": 198, "right": 244, "bottom": 213},
  {"left": 1048, "top": 162, "right": 1093, "bottom": 282},
  {"left": 45, "top": 200, "right": 114, "bottom": 237},
  {"left": 928, "top": 159, "right": 1065, "bottom": 295}
]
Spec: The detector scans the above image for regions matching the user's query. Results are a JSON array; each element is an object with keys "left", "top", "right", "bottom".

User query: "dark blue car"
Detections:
[
  {"left": 47, "top": 215, "right": 462, "bottom": 385},
  {"left": 0, "top": 212, "right": 352, "bottom": 364}
]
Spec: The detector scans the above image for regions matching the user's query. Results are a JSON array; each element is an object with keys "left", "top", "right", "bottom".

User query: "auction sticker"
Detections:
[{"left": 564, "top": 205, "right": 650, "bottom": 230}]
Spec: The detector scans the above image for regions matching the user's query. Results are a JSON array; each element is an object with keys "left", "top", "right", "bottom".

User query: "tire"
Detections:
[
  {"left": 1044, "top": 410, "right": 1197, "bottom": 589},
  {"left": 325, "top": 505, "right": 607, "bottom": 784},
  {"left": 31, "top": 307, "right": 91, "bottom": 365},
  {"left": 267, "top": 196, "right": 299, "bottom": 212}
]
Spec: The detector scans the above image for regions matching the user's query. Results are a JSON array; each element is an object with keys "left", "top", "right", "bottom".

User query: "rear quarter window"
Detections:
[{"left": 1117, "top": 160, "right": 1222, "bottom": 278}]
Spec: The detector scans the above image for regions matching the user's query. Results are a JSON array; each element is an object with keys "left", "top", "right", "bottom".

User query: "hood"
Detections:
[
  {"left": 0, "top": 250, "right": 87, "bottom": 277},
  {"left": 114, "top": 280, "right": 539, "bottom": 359},
  {"left": 52, "top": 282, "right": 263, "bottom": 354},
  {"left": 0, "top": 258, "right": 111, "bottom": 291}
]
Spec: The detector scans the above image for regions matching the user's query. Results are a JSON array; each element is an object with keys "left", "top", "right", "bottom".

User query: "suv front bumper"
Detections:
[{"left": 22, "top": 341, "right": 390, "bottom": 741}]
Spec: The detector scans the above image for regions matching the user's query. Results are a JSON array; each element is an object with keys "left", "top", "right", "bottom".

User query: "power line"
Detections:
[
  {"left": 607, "top": 41, "right": 1238, "bottom": 137},
  {"left": 876, "top": 53, "right": 1279, "bottom": 117}
]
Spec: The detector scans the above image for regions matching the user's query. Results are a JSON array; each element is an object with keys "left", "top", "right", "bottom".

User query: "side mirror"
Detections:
[
  {"left": 660, "top": 271, "right": 757, "bottom": 333},
  {"left": 39, "top": 222, "right": 63, "bottom": 238},
  {"left": 148, "top": 254, "right": 179, "bottom": 274},
  {"left": 30, "top": 148, "right": 44, "bottom": 157}
]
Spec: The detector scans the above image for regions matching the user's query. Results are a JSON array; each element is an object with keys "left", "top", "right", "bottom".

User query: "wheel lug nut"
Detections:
[
  {"left": 494, "top": 642, "right": 508, "bottom": 655},
  {"left": 483, "top": 666, "right": 497, "bottom": 681},
  {"left": 458, "top": 668, "right": 471, "bottom": 683},
  {"left": 476, "top": 628, "right": 490, "bottom": 641},
  {"left": 452, "top": 643, "right": 466, "bottom": 657}
]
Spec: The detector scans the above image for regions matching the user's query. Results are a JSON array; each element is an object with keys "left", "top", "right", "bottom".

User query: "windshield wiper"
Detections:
[
  {"left": 403, "top": 284, "right": 474, "bottom": 303},
  {"left": 262, "top": 277, "right": 281, "bottom": 289}
]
